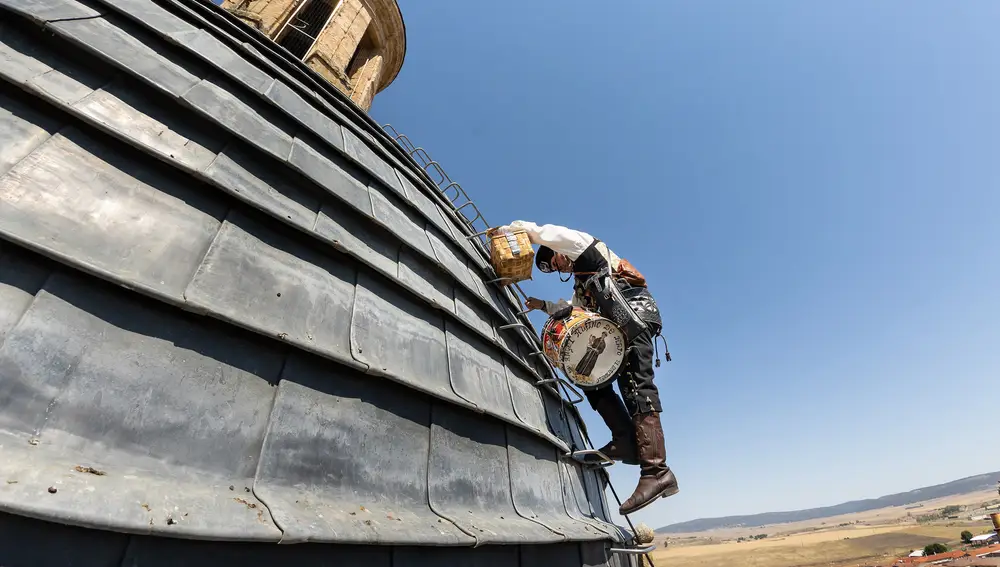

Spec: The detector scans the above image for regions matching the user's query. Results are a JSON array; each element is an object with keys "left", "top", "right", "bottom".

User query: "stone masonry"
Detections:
[{"left": 221, "top": 0, "right": 405, "bottom": 111}]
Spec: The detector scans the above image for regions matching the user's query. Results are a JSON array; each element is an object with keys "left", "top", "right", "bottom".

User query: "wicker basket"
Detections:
[{"left": 487, "top": 228, "right": 534, "bottom": 283}]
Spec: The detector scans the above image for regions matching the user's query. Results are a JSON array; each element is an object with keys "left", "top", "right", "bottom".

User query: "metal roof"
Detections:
[{"left": 0, "top": 0, "right": 638, "bottom": 562}]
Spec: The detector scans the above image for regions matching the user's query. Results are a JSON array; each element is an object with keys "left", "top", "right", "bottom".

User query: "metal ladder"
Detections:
[
  {"left": 382, "top": 123, "right": 594, "bottom": 430},
  {"left": 382, "top": 124, "right": 659, "bottom": 566}
]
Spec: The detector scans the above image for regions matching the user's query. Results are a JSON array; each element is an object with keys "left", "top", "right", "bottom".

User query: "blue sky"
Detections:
[{"left": 370, "top": 1, "right": 1000, "bottom": 528}]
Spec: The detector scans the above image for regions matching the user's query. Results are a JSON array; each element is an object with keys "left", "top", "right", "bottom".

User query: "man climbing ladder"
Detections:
[{"left": 496, "top": 220, "right": 678, "bottom": 515}]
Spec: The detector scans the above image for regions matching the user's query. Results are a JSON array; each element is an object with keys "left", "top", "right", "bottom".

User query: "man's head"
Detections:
[{"left": 535, "top": 246, "right": 573, "bottom": 273}]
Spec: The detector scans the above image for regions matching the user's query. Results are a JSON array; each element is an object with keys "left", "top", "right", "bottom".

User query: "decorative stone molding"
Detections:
[{"left": 227, "top": 8, "right": 264, "bottom": 30}]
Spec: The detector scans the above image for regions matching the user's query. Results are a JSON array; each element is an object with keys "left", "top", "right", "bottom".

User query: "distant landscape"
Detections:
[{"left": 657, "top": 471, "right": 1000, "bottom": 533}]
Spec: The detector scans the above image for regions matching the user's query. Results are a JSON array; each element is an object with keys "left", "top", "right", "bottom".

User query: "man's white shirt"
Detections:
[
  {"left": 497, "top": 220, "right": 621, "bottom": 316},
  {"left": 496, "top": 221, "right": 595, "bottom": 261}
]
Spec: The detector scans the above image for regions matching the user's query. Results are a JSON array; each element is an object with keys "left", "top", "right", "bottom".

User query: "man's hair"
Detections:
[{"left": 535, "top": 246, "right": 555, "bottom": 273}]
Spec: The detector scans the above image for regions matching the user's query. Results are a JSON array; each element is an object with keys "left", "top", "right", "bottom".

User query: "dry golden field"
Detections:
[{"left": 648, "top": 489, "right": 1000, "bottom": 567}]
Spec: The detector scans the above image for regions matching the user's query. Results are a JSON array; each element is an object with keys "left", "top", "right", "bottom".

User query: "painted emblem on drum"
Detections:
[
  {"left": 542, "top": 308, "right": 626, "bottom": 388},
  {"left": 574, "top": 332, "right": 608, "bottom": 377},
  {"left": 560, "top": 318, "right": 626, "bottom": 387}
]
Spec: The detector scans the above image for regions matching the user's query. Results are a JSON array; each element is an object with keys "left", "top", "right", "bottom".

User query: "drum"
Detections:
[{"left": 541, "top": 308, "right": 627, "bottom": 389}]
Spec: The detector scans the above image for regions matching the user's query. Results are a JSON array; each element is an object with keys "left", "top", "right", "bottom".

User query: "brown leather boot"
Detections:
[
  {"left": 619, "top": 412, "right": 679, "bottom": 515},
  {"left": 588, "top": 395, "right": 638, "bottom": 465}
]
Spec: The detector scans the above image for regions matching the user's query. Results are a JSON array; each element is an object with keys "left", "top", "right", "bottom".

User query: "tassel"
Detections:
[{"left": 654, "top": 334, "right": 671, "bottom": 367}]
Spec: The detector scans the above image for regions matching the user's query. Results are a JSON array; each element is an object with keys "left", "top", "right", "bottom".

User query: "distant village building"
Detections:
[
  {"left": 946, "top": 558, "right": 1000, "bottom": 567},
  {"left": 971, "top": 534, "right": 1000, "bottom": 547},
  {"left": 890, "top": 544, "right": 1000, "bottom": 566}
]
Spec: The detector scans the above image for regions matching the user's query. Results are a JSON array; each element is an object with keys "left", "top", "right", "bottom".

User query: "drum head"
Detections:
[{"left": 557, "top": 318, "right": 626, "bottom": 389}]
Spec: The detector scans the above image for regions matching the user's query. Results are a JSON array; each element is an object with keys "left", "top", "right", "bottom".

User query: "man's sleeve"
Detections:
[
  {"left": 542, "top": 298, "right": 573, "bottom": 315},
  {"left": 497, "top": 220, "right": 594, "bottom": 260},
  {"left": 538, "top": 293, "right": 587, "bottom": 316}
]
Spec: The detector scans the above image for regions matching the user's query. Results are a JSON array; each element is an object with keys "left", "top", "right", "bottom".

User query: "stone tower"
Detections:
[{"left": 221, "top": 0, "right": 405, "bottom": 111}]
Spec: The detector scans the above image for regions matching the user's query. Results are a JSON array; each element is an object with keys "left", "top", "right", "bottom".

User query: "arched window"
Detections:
[{"left": 275, "top": 0, "right": 341, "bottom": 60}]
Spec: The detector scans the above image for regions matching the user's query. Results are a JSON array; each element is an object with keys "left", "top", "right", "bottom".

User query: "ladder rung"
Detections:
[{"left": 570, "top": 449, "right": 615, "bottom": 468}]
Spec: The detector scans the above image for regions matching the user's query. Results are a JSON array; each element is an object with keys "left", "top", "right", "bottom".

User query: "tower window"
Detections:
[
  {"left": 276, "top": 0, "right": 340, "bottom": 60},
  {"left": 346, "top": 27, "right": 376, "bottom": 79}
]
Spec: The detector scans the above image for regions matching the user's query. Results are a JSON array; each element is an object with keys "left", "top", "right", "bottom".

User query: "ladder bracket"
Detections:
[
  {"left": 533, "top": 377, "right": 584, "bottom": 405},
  {"left": 609, "top": 545, "right": 656, "bottom": 555}
]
